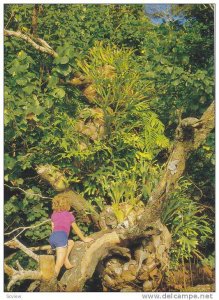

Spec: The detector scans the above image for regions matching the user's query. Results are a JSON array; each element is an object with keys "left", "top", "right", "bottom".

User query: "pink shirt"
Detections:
[{"left": 51, "top": 211, "right": 75, "bottom": 236}]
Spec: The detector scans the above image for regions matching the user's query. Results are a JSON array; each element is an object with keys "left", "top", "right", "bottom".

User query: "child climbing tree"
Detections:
[{"left": 4, "top": 4, "right": 214, "bottom": 292}]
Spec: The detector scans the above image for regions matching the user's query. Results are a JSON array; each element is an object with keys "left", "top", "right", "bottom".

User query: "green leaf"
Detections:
[
  {"left": 165, "top": 66, "right": 173, "bottom": 74},
  {"left": 45, "top": 97, "right": 54, "bottom": 108},
  {"left": 47, "top": 75, "right": 59, "bottom": 88},
  {"left": 17, "top": 50, "right": 27, "bottom": 60},
  {"left": 15, "top": 178, "right": 24, "bottom": 185},
  {"left": 60, "top": 56, "right": 69, "bottom": 64},
  {"left": 181, "top": 56, "right": 189, "bottom": 65},
  {"left": 172, "top": 79, "right": 180, "bottom": 86},
  {"left": 22, "top": 85, "right": 35, "bottom": 94},
  {"left": 4, "top": 154, "right": 16, "bottom": 170},
  {"left": 160, "top": 57, "right": 169, "bottom": 65},
  {"left": 56, "top": 65, "right": 72, "bottom": 76},
  {"left": 144, "top": 71, "right": 156, "bottom": 79},
  {"left": 53, "top": 88, "right": 66, "bottom": 98},
  {"left": 16, "top": 78, "right": 28, "bottom": 86}
]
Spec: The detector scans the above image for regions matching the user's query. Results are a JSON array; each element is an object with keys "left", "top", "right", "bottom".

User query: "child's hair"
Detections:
[{"left": 52, "top": 193, "right": 72, "bottom": 212}]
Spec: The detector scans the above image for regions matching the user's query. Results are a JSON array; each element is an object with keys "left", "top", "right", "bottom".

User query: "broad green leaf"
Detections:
[
  {"left": 60, "top": 56, "right": 69, "bottom": 64},
  {"left": 4, "top": 154, "right": 16, "bottom": 170},
  {"left": 22, "top": 85, "right": 35, "bottom": 94},
  {"left": 17, "top": 50, "right": 27, "bottom": 60},
  {"left": 53, "top": 88, "right": 66, "bottom": 98},
  {"left": 16, "top": 78, "right": 28, "bottom": 86}
]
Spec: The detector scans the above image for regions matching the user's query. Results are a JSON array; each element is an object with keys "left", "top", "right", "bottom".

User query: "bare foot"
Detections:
[{"left": 64, "top": 261, "right": 74, "bottom": 269}]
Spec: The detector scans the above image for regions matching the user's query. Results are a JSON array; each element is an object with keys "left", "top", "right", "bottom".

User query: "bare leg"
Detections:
[
  {"left": 64, "top": 240, "right": 74, "bottom": 269},
  {"left": 55, "top": 247, "right": 68, "bottom": 276}
]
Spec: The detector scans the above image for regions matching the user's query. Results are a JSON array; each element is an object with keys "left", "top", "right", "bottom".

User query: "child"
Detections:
[{"left": 49, "top": 194, "right": 94, "bottom": 277}]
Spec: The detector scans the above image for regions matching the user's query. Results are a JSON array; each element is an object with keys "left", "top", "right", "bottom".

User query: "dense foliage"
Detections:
[{"left": 4, "top": 4, "right": 214, "bottom": 288}]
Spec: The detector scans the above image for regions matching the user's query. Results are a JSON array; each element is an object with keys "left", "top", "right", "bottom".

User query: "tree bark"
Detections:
[{"left": 60, "top": 230, "right": 120, "bottom": 291}]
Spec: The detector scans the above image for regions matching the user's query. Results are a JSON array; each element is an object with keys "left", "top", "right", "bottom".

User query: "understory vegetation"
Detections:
[{"left": 4, "top": 4, "right": 214, "bottom": 291}]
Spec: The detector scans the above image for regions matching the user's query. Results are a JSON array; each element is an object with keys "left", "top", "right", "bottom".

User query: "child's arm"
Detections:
[
  {"left": 71, "top": 222, "right": 94, "bottom": 243},
  {"left": 51, "top": 221, "right": 54, "bottom": 231}
]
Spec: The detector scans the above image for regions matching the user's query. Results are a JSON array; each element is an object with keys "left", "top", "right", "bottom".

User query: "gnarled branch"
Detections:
[
  {"left": 4, "top": 240, "right": 55, "bottom": 291},
  {"left": 4, "top": 29, "right": 58, "bottom": 57},
  {"left": 5, "top": 238, "right": 39, "bottom": 262},
  {"left": 4, "top": 260, "right": 41, "bottom": 291},
  {"left": 59, "top": 220, "right": 168, "bottom": 292},
  {"left": 60, "top": 230, "right": 120, "bottom": 291},
  {"left": 8, "top": 269, "right": 41, "bottom": 291}
]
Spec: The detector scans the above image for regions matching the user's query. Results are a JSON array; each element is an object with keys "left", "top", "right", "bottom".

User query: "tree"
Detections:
[{"left": 4, "top": 4, "right": 214, "bottom": 292}]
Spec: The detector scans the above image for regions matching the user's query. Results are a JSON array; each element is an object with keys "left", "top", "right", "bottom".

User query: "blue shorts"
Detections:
[{"left": 49, "top": 231, "right": 68, "bottom": 249}]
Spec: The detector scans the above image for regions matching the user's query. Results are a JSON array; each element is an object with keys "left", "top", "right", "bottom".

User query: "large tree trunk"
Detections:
[{"left": 58, "top": 221, "right": 171, "bottom": 292}]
